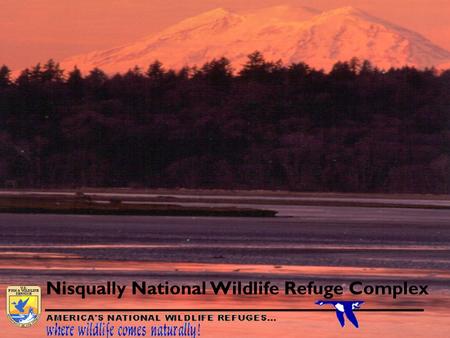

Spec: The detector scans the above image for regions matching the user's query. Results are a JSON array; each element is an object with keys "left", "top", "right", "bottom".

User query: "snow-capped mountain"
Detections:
[{"left": 61, "top": 5, "right": 450, "bottom": 73}]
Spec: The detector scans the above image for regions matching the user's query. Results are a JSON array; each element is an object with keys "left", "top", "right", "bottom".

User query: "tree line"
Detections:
[{"left": 0, "top": 53, "right": 449, "bottom": 193}]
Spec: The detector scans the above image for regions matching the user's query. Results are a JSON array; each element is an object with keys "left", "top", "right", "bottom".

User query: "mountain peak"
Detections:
[
  {"left": 316, "top": 6, "right": 371, "bottom": 20},
  {"left": 197, "top": 7, "right": 233, "bottom": 18},
  {"left": 182, "top": 7, "right": 239, "bottom": 23},
  {"left": 61, "top": 5, "right": 450, "bottom": 73},
  {"left": 163, "top": 7, "right": 240, "bottom": 30},
  {"left": 327, "top": 6, "right": 364, "bottom": 15},
  {"left": 157, "top": 7, "right": 241, "bottom": 38}
]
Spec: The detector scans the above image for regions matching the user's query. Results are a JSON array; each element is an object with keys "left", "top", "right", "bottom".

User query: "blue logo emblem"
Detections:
[
  {"left": 7, "top": 286, "right": 41, "bottom": 327},
  {"left": 316, "top": 300, "right": 364, "bottom": 328}
]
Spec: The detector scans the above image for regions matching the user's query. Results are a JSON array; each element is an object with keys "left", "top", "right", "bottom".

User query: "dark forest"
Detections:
[{"left": 0, "top": 53, "right": 449, "bottom": 193}]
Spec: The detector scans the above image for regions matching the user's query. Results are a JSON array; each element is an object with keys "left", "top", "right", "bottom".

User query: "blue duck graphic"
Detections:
[
  {"left": 12, "top": 298, "right": 29, "bottom": 313},
  {"left": 316, "top": 300, "right": 364, "bottom": 328}
]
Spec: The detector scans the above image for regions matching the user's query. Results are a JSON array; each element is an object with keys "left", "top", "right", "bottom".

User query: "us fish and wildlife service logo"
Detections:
[{"left": 7, "top": 286, "right": 41, "bottom": 327}]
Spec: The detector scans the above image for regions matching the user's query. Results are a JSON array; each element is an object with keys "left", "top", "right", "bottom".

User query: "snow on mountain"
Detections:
[
  {"left": 61, "top": 5, "right": 450, "bottom": 74},
  {"left": 291, "top": 6, "right": 450, "bottom": 70}
]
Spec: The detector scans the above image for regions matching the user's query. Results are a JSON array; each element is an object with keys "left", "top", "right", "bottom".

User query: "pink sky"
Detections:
[{"left": 1, "top": 0, "right": 450, "bottom": 70}]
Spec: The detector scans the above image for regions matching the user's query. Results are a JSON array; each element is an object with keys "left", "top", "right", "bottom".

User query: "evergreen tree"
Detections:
[
  {"left": 147, "top": 60, "right": 165, "bottom": 81},
  {"left": 0, "top": 65, "right": 11, "bottom": 88},
  {"left": 67, "top": 66, "right": 84, "bottom": 99},
  {"left": 42, "top": 59, "right": 64, "bottom": 82}
]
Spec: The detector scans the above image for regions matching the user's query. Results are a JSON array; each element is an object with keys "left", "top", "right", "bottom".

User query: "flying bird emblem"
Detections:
[
  {"left": 11, "top": 297, "right": 30, "bottom": 313},
  {"left": 316, "top": 300, "right": 364, "bottom": 328}
]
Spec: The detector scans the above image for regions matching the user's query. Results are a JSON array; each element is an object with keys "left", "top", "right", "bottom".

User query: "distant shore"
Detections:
[
  {"left": 1, "top": 189, "right": 450, "bottom": 211},
  {"left": 0, "top": 194, "right": 277, "bottom": 217}
]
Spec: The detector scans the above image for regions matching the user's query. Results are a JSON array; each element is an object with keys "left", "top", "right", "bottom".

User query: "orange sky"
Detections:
[{"left": 1, "top": 0, "right": 450, "bottom": 70}]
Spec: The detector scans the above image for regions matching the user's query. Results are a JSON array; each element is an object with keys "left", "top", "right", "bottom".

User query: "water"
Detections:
[{"left": 1, "top": 203, "right": 449, "bottom": 337}]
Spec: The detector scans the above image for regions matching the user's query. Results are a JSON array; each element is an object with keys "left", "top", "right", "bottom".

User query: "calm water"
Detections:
[{"left": 1, "top": 205, "right": 449, "bottom": 337}]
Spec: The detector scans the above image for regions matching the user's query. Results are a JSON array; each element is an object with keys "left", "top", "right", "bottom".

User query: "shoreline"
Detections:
[
  {"left": 1, "top": 190, "right": 450, "bottom": 214},
  {"left": 0, "top": 195, "right": 277, "bottom": 218}
]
